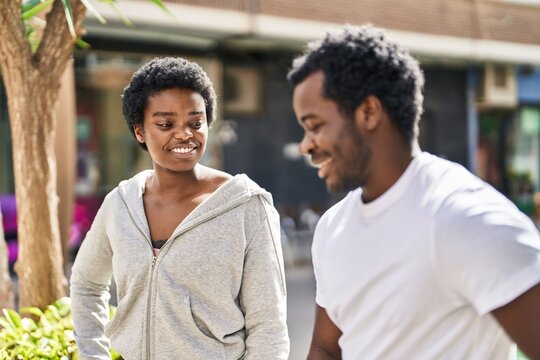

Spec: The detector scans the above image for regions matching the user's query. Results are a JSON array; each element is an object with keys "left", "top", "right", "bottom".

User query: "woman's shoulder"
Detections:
[
  {"left": 199, "top": 166, "right": 233, "bottom": 191},
  {"left": 210, "top": 168, "right": 233, "bottom": 185}
]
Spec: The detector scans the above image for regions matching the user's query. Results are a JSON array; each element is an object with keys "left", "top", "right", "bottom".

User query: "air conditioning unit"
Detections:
[
  {"left": 223, "top": 66, "right": 262, "bottom": 115},
  {"left": 477, "top": 63, "right": 517, "bottom": 109}
]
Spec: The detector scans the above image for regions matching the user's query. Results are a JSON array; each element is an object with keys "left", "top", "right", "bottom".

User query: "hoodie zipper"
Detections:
[
  {"left": 116, "top": 197, "right": 156, "bottom": 359},
  {"left": 143, "top": 200, "right": 245, "bottom": 359},
  {"left": 146, "top": 253, "right": 157, "bottom": 359}
]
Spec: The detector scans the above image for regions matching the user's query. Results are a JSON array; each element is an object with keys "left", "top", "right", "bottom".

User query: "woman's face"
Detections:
[{"left": 134, "top": 88, "right": 208, "bottom": 174}]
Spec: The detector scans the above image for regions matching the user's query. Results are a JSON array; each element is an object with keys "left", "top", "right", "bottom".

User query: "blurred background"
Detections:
[{"left": 2, "top": 0, "right": 540, "bottom": 358}]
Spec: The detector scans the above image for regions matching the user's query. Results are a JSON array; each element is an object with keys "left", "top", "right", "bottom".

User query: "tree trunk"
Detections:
[
  {"left": 7, "top": 69, "right": 67, "bottom": 310},
  {"left": 0, "top": 210, "right": 14, "bottom": 310},
  {"left": 56, "top": 64, "right": 77, "bottom": 272},
  {"left": 0, "top": 0, "right": 86, "bottom": 310}
]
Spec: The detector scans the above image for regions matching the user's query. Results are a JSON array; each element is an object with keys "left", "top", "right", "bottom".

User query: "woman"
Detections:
[{"left": 70, "top": 57, "right": 289, "bottom": 360}]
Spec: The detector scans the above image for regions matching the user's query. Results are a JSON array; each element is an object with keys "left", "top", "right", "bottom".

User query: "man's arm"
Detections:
[
  {"left": 492, "top": 282, "right": 540, "bottom": 360},
  {"left": 307, "top": 305, "right": 342, "bottom": 360}
]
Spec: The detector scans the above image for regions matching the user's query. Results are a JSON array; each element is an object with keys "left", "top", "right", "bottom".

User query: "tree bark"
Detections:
[
  {"left": 9, "top": 71, "right": 67, "bottom": 310},
  {"left": 0, "top": 210, "right": 14, "bottom": 310},
  {"left": 0, "top": 0, "right": 86, "bottom": 310},
  {"left": 56, "top": 63, "right": 77, "bottom": 272}
]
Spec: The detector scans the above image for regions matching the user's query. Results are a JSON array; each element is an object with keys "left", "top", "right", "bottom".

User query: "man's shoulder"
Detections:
[
  {"left": 414, "top": 152, "right": 478, "bottom": 187},
  {"left": 417, "top": 155, "right": 528, "bottom": 233},
  {"left": 414, "top": 153, "right": 497, "bottom": 207}
]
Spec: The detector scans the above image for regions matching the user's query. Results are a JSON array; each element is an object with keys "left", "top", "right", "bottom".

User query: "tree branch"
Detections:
[
  {"left": 35, "top": 0, "right": 86, "bottom": 78},
  {"left": 0, "top": 0, "right": 33, "bottom": 74}
]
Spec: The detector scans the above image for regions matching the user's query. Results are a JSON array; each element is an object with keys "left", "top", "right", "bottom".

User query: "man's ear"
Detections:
[
  {"left": 354, "top": 96, "right": 383, "bottom": 132},
  {"left": 133, "top": 125, "right": 145, "bottom": 144}
]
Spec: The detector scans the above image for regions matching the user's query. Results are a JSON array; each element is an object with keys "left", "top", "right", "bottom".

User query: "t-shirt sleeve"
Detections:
[{"left": 434, "top": 186, "right": 540, "bottom": 315}]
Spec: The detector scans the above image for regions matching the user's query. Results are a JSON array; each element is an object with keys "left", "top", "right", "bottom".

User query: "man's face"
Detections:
[{"left": 292, "top": 71, "right": 371, "bottom": 193}]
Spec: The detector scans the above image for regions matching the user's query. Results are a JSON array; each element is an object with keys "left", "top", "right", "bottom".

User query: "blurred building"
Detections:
[{"left": 2, "top": 0, "right": 540, "bottom": 220}]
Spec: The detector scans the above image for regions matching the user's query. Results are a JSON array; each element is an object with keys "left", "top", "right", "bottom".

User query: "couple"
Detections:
[{"left": 71, "top": 24, "right": 540, "bottom": 359}]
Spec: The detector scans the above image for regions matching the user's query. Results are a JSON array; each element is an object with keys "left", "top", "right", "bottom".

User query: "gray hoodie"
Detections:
[{"left": 70, "top": 171, "right": 289, "bottom": 359}]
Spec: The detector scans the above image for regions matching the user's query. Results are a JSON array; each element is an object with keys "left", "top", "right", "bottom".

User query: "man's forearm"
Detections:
[{"left": 307, "top": 347, "right": 342, "bottom": 360}]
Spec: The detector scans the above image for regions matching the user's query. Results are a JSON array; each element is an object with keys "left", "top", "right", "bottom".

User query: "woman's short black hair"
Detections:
[
  {"left": 288, "top": 25, "right": 424, "bottom": 144},
  {"left": 122, "top": 57, "right": 217, "bottom": 150}
]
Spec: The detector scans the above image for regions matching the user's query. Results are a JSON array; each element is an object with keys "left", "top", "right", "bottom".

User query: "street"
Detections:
[{"left": 286, "top": 264, "right": 316, "bottom": 360}]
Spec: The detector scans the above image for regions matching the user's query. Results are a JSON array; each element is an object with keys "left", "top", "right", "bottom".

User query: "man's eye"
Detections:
[
  {"left": 307, "top": 124, "right": 321, "bottom": 132},
  {"left": 191, "top": 121, "right": 203, "bottom": 129},
  {"left": 158, "top": 123, "right": 172, "bottom": 128}
]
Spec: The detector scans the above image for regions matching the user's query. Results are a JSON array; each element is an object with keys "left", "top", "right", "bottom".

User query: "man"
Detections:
[{"left": 288, "top": 25, "right": 540, "bottom": 359}]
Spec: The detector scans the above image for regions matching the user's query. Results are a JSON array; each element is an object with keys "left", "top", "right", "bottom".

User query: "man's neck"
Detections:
[{"left": 361, "top": 143, "right": 416, "bottom": 203}]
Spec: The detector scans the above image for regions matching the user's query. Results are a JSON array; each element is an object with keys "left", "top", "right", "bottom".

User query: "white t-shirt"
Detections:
[{"left": 312, "top": 152, "right": 540, "bottom": 359}]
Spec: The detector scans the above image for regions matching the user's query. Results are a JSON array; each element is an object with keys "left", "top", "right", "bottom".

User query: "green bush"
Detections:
[{"left": 0, "top": 297, "right": 121, "bottom": 360}]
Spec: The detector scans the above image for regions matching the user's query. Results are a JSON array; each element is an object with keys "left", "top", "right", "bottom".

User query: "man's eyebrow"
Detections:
[
  {"left": 152, "top": 111, "right": 176, "bottom": 117},
  {"left": 189, "top": 111, "right": 205, "bottom": 116}
]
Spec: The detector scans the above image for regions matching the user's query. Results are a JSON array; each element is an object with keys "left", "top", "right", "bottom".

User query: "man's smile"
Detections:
[{"left": 310, "top": 156, "right": 333, "bottom": 179}]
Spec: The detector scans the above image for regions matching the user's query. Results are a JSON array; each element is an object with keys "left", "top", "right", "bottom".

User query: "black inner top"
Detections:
[{"left": 152, "top": 240, "right": 167, "bottom": 249}]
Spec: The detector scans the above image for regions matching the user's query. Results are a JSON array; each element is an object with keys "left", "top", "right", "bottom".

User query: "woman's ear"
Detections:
[
  {"left": 354, "top": 96, "right": 383, "bottom": 132},
  {"left": 133, "top": 125, "right": 145, "bottom": 144}
]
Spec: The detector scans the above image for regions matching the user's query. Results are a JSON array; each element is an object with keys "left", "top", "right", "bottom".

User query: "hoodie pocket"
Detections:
[
  {"left": 155, "top": 286, "right": 227, "bottom": 359},
  {"left": 104, "top": 298, "right": 128, "bottom": 337},
  {"left": 183, "top": 294, "right": 227, "bottom": 352}
]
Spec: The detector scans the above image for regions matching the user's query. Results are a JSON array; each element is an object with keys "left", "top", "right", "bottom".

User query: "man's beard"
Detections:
[{"left": 329, "top": 127, "right": 371, "bottom": 193}]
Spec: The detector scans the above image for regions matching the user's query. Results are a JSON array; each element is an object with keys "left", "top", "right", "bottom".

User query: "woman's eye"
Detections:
[{"left": 191, "top": 121, "right": 203, "bottom": 129}]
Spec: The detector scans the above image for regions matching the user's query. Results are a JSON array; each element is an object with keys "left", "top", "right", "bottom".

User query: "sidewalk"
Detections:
[{"left": 286, "top": 264, "right": 316, "bottom": 360}]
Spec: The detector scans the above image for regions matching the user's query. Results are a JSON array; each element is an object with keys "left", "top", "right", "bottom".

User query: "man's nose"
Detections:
[{"left": 299, "top": 133, "right": 315, "bottom": 155}]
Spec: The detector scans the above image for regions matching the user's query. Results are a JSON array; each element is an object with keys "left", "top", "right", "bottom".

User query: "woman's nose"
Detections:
[{"left": 173, "top": 126, "right": 193, "bottom": 140}]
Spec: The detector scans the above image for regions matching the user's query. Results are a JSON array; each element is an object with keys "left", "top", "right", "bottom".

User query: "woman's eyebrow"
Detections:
[{"left": 152, "top": 111, "right": 177, "bottom": 118}]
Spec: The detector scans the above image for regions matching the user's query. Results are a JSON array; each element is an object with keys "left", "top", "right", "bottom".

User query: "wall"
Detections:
[
  {"left": 222, "top": 53, "right": 331, "bottom": 208},
  {"left": 421, "top": 67, "right": 469, "bottom": 166}
]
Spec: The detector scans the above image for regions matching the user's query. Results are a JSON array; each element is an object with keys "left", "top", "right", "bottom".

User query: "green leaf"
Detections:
[
  {"left": 80, "top": 0, "right": 107, "bottom": 24},
  {"left": 39, "top": 312, "right": 52, "bottom": 329},
  {"left": 46, "top": 304, "right": 61, "bottom": 321},
  {"left": 111, "top": 347, "right": 122, "bottom": 359},
  {"left": 20, "top": 318, "right": 37, "bottom": 332},
  {"left": 111, "top": 2, "right": 133, "bottom": 27},
  {"left": 75, "top": 38, "right": 91, "bottom": 49},
  {"left": 150, "top": 0, "right": 172, "bottom": 15},
  {"left": 30, "top": 328, "right": 43, "bottom": 339},
  {"left": 3, "top": 309, "right": 22, "bottom": 329},
  {"left": 21, "top": 0, "right": 54, "bottom": 21},
  {"left": 4, "top": 309, "right": 22, "bottom": 329},
  {"left": 0, "top": 317, "right": 13, "bottom": 330},
  {"left": 96, "top": 0, "right": 133, "bottom": 26},
  {"left": 21, "top": 0, "right": 43, "bottom": 13},
  {"left": 53, "top": 297, "right": 72, "bottom": 317},
  {"left": 21, "top": 307, "right": 45, "bottom": 318},
  {"left": 60, "top": 0, "right": 76, "bottom": 38}
]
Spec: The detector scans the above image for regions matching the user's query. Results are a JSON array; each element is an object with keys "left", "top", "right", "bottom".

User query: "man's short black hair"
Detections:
[
  {"left": 122, "top": 57, "right": 217, "bottom": 151},
  {"left": 288, "top": 25, "right": 424, "bottom": 144}
]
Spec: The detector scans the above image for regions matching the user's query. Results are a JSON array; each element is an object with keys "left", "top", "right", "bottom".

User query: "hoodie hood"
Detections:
[{"left": 115, "top": 171, "right": 272, "bottom": 242}]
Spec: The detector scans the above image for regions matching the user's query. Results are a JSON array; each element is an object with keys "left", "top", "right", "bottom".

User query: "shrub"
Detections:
[{"left": 0, "top": 297, "right": 121, "bottom": 360}]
